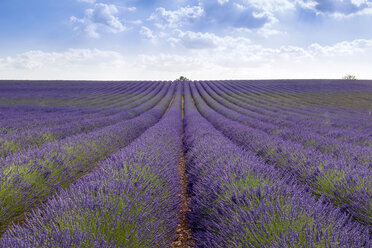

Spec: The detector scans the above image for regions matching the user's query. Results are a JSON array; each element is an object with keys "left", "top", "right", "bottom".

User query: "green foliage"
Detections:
[
  {"left": 342, "top": 74, "right": 357, "bottom": 80},
  {"left": 176, "top": 76, "right": 190, "bottom": 82}
]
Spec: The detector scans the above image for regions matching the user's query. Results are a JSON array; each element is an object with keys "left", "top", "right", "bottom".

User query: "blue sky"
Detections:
[{"left": 0, "top": 0, "right": 372, "bottom": 80}]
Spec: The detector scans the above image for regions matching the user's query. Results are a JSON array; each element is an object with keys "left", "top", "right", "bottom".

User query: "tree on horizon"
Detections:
[
  {"left": 176, "top": 76, "right": 190, "bottom": 82},
  {"left": 343, "top": 74, "right": 357, "bottom": 80}
]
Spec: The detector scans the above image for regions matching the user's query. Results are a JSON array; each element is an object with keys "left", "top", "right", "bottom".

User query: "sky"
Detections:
[{"left": 0, "top": 0, "right": 372, "bottom": 80}]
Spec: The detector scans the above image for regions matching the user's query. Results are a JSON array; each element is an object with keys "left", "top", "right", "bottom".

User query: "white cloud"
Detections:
[
  {"left": 1, "top": 39, "right": 372, "bottom": 80},
  {"left": 133, "top": 35, "right": 372, "bottom": 79},
  {"left": 218, "top": 0, "right": 230, "bottom": 4},
  {"left": 127, "top": 7, "right": 137, "bottom": 12},
  {"left": 248, "top": 0, "right": 295, "bottom": 13},
  {"left": 71, "top": 3, "right": 126, "bottom": 38},
  {"left": 136, "top": 53, "right": 205, "bottom": 72},
  {"left": 146, "top": 1, "right": 294, "bottom": 32},
  {"left": 130, "top": 20, "right": 143, "bottom": 25},
  {"left": 77, "top": 0, "right": 95, "bottom": 3},
  {"left": 148, "top": 6, "right": 204, "bottom": 28},
  {"left": 256, "top": 26, "right": 281, "bottom": 37},
  {"left": 308, "top": 39, "right": 372, "bottom": 56},
  {"left": 0, "top": 49, "right": 126, "bottom": 79},
  {"left": 351, "top": 0, "right": 369, "bottom": 6},
  {"left": 140, "top": 26, "right": 156, "bottom": 40},
  {"left": 168, "top": 37, "right": 372, "bottom": 63},
  {"left": 169, "top": 30, "right": 219, "bottom": 49},
  {"left": 296, "top": 0, "right": 372, "bottom": 17}
]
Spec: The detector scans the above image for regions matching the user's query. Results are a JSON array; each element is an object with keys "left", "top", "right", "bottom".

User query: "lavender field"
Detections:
[{"left": 0, "top": 80, "right": 371, "bottom": 248}]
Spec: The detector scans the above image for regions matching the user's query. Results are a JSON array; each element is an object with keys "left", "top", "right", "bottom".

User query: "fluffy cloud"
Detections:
[
  {"left": 168, "top": 30, "right": 256, "bottom": 50},
  {"left": 77, "top": 0, "right": 95, "bottom": 3},
  {"left": 126, "top": 7, "right": 137, "bottom": 12},
  {"left": 0, "top": 49, "right": 126, "bottom": 79},
  {"left": 308, "top": 39, "right": 372, "bottom": 55},
  {"left": 148, "top": 6, "right": 204, "bottom": 28},
  {"left": 1, "top": 38, "right": 372, "bottom": 80},
  {"left": 71, "top": 3, "right": 125, "bottom": 38},
  {"left": 199, "top": 0, "right": 274, "bottom": 29},
  {"left": 169, "top": 30, "right": 219, "bottom": 49},
  {"left": 136, "top": 53, "right": 205, "bottom": 72},
  {"left": 248, "top": 0, "right": 296, "bottom": 13},
  {"left": 143, "top": 27, "right": 372, "bottom": 63},
  {"left": 147, "top": 0, "right": 293, "bottom": 32},
  {"left": 297, "top": 0, "right": 372, "bottom": 16},
  {"left": 140, "top": 26, "right": 156, "bottom": 40},
  {"left": 135, "top": 34, "right": 372, "bottom": 79}
]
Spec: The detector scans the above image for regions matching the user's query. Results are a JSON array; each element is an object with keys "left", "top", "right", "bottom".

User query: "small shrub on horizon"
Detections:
[
  {"left": 176, "top": 76, "right": 190, "bottom": 82},
  {"left": 342, "top": 74, "right": 357, "bottom": 80}
]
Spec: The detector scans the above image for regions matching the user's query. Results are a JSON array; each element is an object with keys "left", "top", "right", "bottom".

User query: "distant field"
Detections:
[{"left": 0, "top": 80, "right": 371, "bottom": 247}]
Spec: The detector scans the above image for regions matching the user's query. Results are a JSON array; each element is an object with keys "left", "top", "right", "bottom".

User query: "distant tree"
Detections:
[
  {"left": 342, "top": 74, "right": 357, "bottom": 80},
  {"left": 176, "top": 76, "right": 190, "bottom": 82}
]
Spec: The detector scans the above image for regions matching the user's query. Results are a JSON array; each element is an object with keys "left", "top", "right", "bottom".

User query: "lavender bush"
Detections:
[{"left": 0, "top": 79, "right": 370, "bottom": 247}]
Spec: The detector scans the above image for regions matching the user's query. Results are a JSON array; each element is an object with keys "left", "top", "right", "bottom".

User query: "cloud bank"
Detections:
[
  {"left": 1, "top": 39, "right": 371, "bottom": 79},
  {"left": 71, "top": 3, "right": 126, "bottom": 38}
]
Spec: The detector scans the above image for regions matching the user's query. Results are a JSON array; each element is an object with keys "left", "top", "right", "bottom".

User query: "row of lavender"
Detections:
[
  {"left": 0, "top": 80, "right": 370, "bottom": 247},
  {"left": 0, "top": 81, "right": 145, "bottom": 108},
  {"left": 0, "top": 82, "right": 166, "bottom": 157},
  {"left": 0, "top": 81, "right": 179, "bottom": 136},
  {"left": 192, "top": 81, "right": 372, "bottom": 228},
  {"left": 215, "top": 80, "right": 370, "bottom": 134},
  {"left": 0, "top": 81, "right": 155, "bottom": 134},
  {"left": 199, "top": 81, "right": 371, "bottom": 166},
  {"left": 208, "top": 80, "right": 371, "bottom": 145},
  {"left": 183, "top": 82, "right": 370, "bottom": 247},
  {"left": 225, "top": 80, "right": 371, "bottom": 118},
  {"left": 0, "top": 81, "right": 175, "bottom": 234},
  {"left": 0, "top": 82, "right": 140, "bottom": 135},
  {"left": 1, "top": 83, "right": 184, "bottom": 247}
]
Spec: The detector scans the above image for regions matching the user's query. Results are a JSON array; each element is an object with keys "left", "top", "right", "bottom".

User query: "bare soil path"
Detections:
[{"left": 172, "top": 95, "right": 193, "bottom": 248}]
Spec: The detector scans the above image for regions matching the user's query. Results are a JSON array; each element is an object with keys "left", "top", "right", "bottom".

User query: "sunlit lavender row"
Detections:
[{"left": 0, "top": 79, "right": 370, "bottom": 247}]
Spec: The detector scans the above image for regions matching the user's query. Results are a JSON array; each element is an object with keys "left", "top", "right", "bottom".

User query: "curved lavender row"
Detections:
[
  {"left": 222, "top": 80, "right": 329, "bottom": 118},
  {"left": 224, "top": 81, "right": 372, "bottom": 132},
  {"left": 0, "top": 82, "right": 121, "bottom": 115},
  {"left": 202, "top": 87, "right": 372, "bottom": 206},
  {"left": 202, "top": 82, "right": 372, "bottom": 166},
  {"left": 230, "top": 81, "right": 324, "bottom": 118},
  {"left": 252, "top": 80, "right": 372, "bottom": 117},
  {"left": 222, "top": 80, "right": 371, "bottom": 128},
  {"left": 183, "top": 83, "right": 370, "bottom": 247},
  {"left": 0, "top": 81, "right": 135, "bottom": 108},
  {"left": 216, "top": 81, "right": 372, "bottom": 142},
  {"left": 229, "top": 80, "right": 371, "bottom": 116},
  {"left": 210, "top": 81, "right": 372, "bottom": 146},
  {"left": 0, "top": 81, "right": 150, "bottom": 131},
  {"left": 246, "top": 81, "right": 372, "bottom": 130},
  {"left": 197, "top": 81, "right": 371, "bottom": 174},
  {"left": 72, "top": 83, "right": 139, "bottom": 108},
  {"left": 72, "top": 81, "right": 155, "bottom": 109},
  {"left": 0, "top": 83, "right": 183, "bottom": 248},
  {"left": 0, "top": 82, "right": 166, "bottom": 157},
  {"left": 0, "top": 82, "right": 154, "bottom": 134},
  {"left": 48, "top": 82, "right": 137, "bottom": 108},
  {"left": 12, "top": 82, "right": 156, "bottom": 130},
  {"left": 0, "top": 82, "right": 154, "bottom": 136},
  {"left": 190, "top": 82, "right": 372, "bottom": 228},
  {"left": 0, "top": 83, "right": 175, "bottom": 234},
  {"left": 0, "top": 82, "right": 162, "bottom": 156}
]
